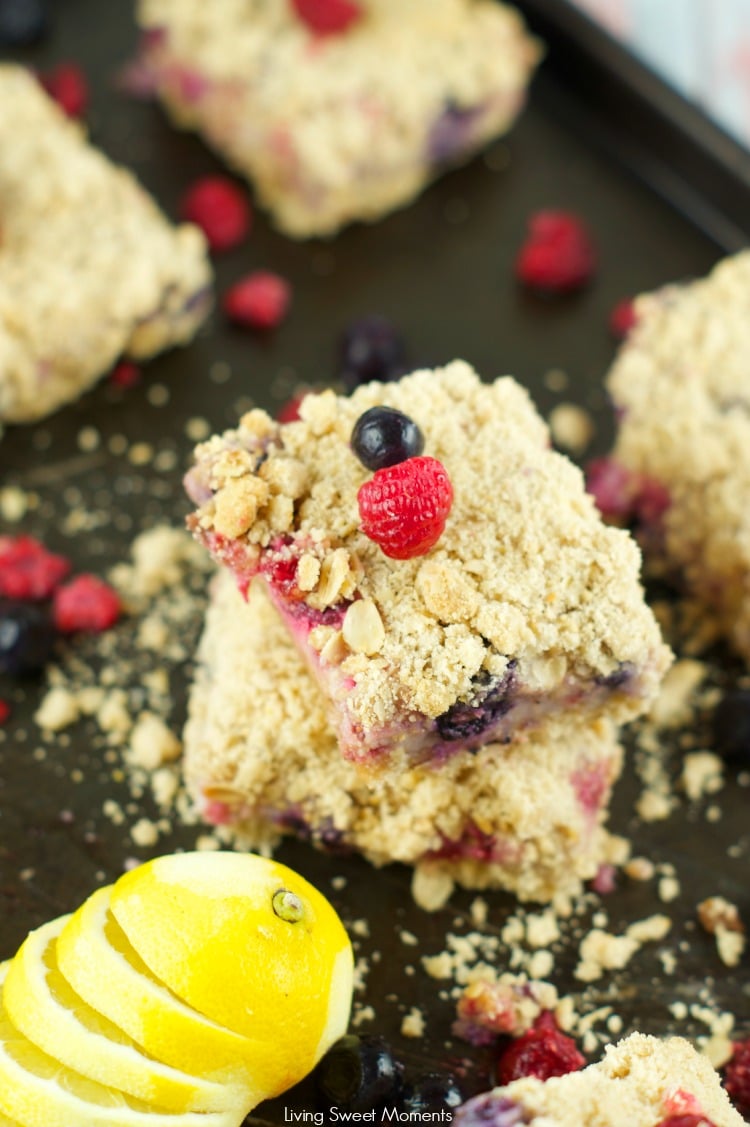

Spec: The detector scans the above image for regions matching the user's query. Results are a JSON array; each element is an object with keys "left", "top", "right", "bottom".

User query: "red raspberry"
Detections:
[
  {"left": 277, "top": 391, "right": 307, "bottom": 423},
  {"left": 53, "top": 575, "right": 122, "bottom": 634},
  {"left": 39, "top": 63, "right": 89, "bottom": 118},
  {"left": 655, "top": 1118, "right": 716, "bottom": 1127},
  {"left": 291, "top": 0, "right": 362, "bottom": 34},
  {"left": 724, "top": 1037, "right": 750, "bottom": 1117},
  {"left": 357, "top": 456, "right": 453, "bottom": 560},
  {"left": 0, "top": 536, "right": 70, "bottom": 600},
  {"left": 223, "top": 272, "right": 291, "bottom": 330},
  {"left": 515, "top": 210, "right": 596, "bottom": 293},
  {"left": 496, "top": 1011, "right": 586, "bottom": 1084},
  {"left": 0, "top": 700, "right": 10, "bottom": 726},
  {"left": 180, "top": 177, "right": 251, "bottom": 253},
  {"left": 609, "top": 297, "right": 638, "bottom": 340},
  {"left": 109, "top": 360, "right": 142, "bottom": 389}
]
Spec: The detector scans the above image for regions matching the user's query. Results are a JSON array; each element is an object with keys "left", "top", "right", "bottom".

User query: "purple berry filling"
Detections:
[
  {"left": 437, "top": 663, "right": 518, "bottom": 742},
  {"left": 454, "top": 1094, "right": 528, "bottom": 1127},
  {"left": 428, "top": 102, "right": 485, "bottom": 164},
  {"left": 595, "top": 661, "right": 636, "bottom": 691}
]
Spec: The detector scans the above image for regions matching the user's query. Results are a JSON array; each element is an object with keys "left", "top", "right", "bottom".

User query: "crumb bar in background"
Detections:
[
  {"left": 135, "top": 0, "right": 540, "bottom": 238},
  {"left": 454, "top": 1033, "right": 746, "bottom": 1126},
  {"left": 184, "top": 573, "right": 625, "bottom": 908},
  {"left": 602, "top": 251, "right": 750, "bottom": 664},
  {"left": 0, "top": 65, "right": 212, "bottom": 425},
  {"left": 184, "top": 362, "right": 671, "bottom": 767}
]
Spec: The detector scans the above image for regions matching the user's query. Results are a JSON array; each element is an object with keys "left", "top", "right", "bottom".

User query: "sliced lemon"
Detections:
[
  {"left": 3, "top": 916, "right": 233, "bottom": 1113},
  {"left": 110, "top": 852, "right": 354, "bottom": 1094},
  {"left": 0, "top": 965, "right": 243, "bottom": 1127},
  {"left": 55, "top": 886, "right": 262, "bottom": 1103}
]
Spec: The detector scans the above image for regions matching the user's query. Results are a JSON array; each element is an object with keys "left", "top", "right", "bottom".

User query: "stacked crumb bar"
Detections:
[
  {"left": 602, "top": 251, "right": 750, "bottom": 663},
  {"left": 136, "top": 0, "right": 541, "bottom": 237},
  {"left": 184, "top": 363, "right": 671, "bottom": 905},
  {"left": 0, "top": 65, "right": 212, "bottom": 425}
]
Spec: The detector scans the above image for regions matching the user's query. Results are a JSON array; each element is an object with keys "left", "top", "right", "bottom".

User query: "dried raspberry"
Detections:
[
  {"left": 180, "top": 176, "right": 251, "bottom": 253},
  {"left": 39, "top": 62, "right": 88, "bottom": 118},
  {"left": 277, "top": 391, "right": 307, "bottom": 423},
  {"left": 0, "top": 536, "right": 70, "bottom": 600},
  {"left": 655, "top": 1118, "right": 717, "bottom": 1127},
  {"left": 291, "top": 0, "right": 362, "bottom": 35},
  {"left": 0, "top": 700, "right": 10, "bottom": 725},
  {"left": 357, "top": 456, "right": 453, "bottom": 560},
  {"left": 53, "top": 575, "right": 122, "bottom": 634},
  {"left": 516, "top": 210, "right": 596, "bottom": 294},
  {"left": 496, "top": 1012, "right": 585, "bottom": 1085},
  {"left": 724, "top": 1037, "right": 750, "bottom": 1117},
  {"left": 223, "top": 272, "right": 291, "bottom": 330},
  {"left": 109, "top": 360, "right": 141, "bottom": 389},
  {"left": 609, "top": 297, "right": 637, "bottom": 340}
]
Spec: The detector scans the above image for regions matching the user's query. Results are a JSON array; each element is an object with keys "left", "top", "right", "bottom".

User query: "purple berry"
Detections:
[
  {"left": 712, "top": 689, "right": 750, "bottom": 764},
  {"left": 351, "top": 407, "right": 424, "bottom": 472},
  {"left": 454, "top": 1093, "right": 527, "bottom": 1127},
  {"left": 0, "top": 0, "right": 47, "bottom": 45},
  {"left": 0, "top": 599, "right": 57, "bottom": 676},
  {"left": 315, "top": 1035, "right": 404, "bottom": 1112},
  {"left": 437, "top": 664, "right": 517, "bottom": 743},
  {"left": 339, "top": 316, "right": 407, "bottom": 392},
  {"left": 400, "top": 1073, "right": 464, "bottom": 1116}
]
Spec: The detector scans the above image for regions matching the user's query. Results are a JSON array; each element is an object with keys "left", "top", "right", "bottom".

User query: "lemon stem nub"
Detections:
[{"left": 272, "top": 889, "right": 304, "bottom": 923}]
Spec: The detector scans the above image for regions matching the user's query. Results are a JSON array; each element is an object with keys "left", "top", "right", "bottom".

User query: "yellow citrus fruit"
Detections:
[
  {"left": 0, "top": 964, "right": 243, "bottom": 1127},
  {"left": 109, "top": 852, "right": 354, "bottom": 1096},
  {"left": 55, "top": 885, "right": 261, "bottom": 1104},
  {"left": 3, "top": 916, "right": 233, "bottom": 1114}
]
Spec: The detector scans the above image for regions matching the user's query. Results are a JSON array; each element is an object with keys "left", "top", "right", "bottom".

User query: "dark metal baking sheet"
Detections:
[{"left": 0, "top": 1, "right": 748, "bottom": 1122}]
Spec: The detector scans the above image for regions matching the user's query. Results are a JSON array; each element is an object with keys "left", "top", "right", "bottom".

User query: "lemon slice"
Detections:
[
  {"left": 3, "top": 917, "right": 233, "bottom": 1113},
  {"left": 110, "top": 852, "right": 354, "bottom": 1094},
  {"left": 55, "top": 886, "right": 262, "bottom": 1103},
  {"left": 0, "top": 965, "right": 244, "bottom": 1127}
]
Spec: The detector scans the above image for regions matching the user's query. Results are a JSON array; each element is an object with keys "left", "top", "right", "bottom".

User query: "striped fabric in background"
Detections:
[{"left": 570, "top": 0, "right": 750, "bottom": 146}]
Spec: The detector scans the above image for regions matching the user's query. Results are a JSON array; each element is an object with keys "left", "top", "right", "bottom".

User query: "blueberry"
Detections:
[
  {"left": 0, "top": 0, "right": 48, "bottom": 45},
  {"left": 437, "top": 664, "right": 518, "bottom": 743},
  {"left": 351, "top": 407, "right": 424, "bottom": 471},
  {"left": 712, "top": 688, "right": 750, "bottom": 764},
  {"left": 400, "top": 1073, "right": 464, "bottom": 1115},
  {"left": 339, "top": 316, "right": 407, "bottom": 392},
  {"left": 314, "top": 1034, "right": 404, "bottom": 1112},
  {"left": 0, "top": 600, "right": 57, "bottom": 676}
]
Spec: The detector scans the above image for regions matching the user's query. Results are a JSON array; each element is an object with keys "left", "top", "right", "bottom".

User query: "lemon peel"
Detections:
[{"left": 3, "top": 916, "right": 234, "bottom": 1113}]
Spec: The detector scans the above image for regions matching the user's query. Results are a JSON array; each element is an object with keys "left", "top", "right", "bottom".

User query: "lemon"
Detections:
[
  {"left": 55, "top": 885, "right": 261, "bottom": 1104},
  {"left": 0, "top": 964, "right": 242, "bottom": 1127},
  {"left": 3, "top": 916, "right": 233, "bottom": 1114},
  {"left": 109, "top": 852, "right": 354, "bottom": 1097}
]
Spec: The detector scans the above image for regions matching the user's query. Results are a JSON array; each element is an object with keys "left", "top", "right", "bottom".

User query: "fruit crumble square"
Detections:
[
  {"left": 0, "top": 64, "right": 212, "bottom": 425},
  {"left": 454, "top": 1033, "right": 745, "bottom": 1126},
  {"left": 184, "top": 572, "right": 625, "bottom": 907},
  {"left": 135, "top": 0, "right": 541, "bottom": 238},
  {"left": 598, "top": 251, "right": 750, "bottom": 663},
  {"left": 184, "top": 362, "right": 671, "bottom": 767}
]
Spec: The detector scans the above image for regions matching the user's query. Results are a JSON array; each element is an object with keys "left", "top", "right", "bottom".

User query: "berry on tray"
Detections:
[
  {"left": 315, "top": 1034, "right": 404, "bottom": 1113},
  {"left": 351, "top": 406, "right": 425, "bottom": 471},
  {"left": 609, "top": 296, "right": 637, "bottom": 340},
  {"left": 357, "top": 454, "right": 454, "bottom": 559},
  {"left": 39, "top": 62, "right": 89, "bottom": 119},
  {"left": 0, "top": 0, "right": 47, "bottom": 46},
  {"left": 0, "top": 600, "right": 57, "bottom": 676},
  {"left": 400, "top": 1073, "right": 464, "bottom": 1116},
  {"left": 516, "top": 210, "right": 596, "bottom": 294},
  {"left": 339, "top": 316, "right": 408, "bottom": 392},
  {"left": 223, "top": 271, "right": 291, "bottom": 330},
  {"left": 180, "top": 176, "right": 251, "bottom": 253},
  {"left": 53, "top": 575, "right": 122, "bottom": 634},
  {"left": 0, "top": 536, "right": 70, "bottom": 601},
  {"left": 496, "top": 1011, "right": 586, "bottom": 1084},
  {"left": 109, "top": 360, "right": 142, "bottom": 389}
]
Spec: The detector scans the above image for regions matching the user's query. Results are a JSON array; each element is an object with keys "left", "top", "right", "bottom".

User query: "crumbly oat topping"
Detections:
[
  {"left": 608, "top": 250, "right": 750, "bottom": 662},
  {"left": 0, "top": 65, "right": 212, "bottom": 423},
  {"left": 137, "top": 0, "right": 540, "bottom": 236},
  {"left": 187, "top": 363, "right": 670, "bottom": 737}
]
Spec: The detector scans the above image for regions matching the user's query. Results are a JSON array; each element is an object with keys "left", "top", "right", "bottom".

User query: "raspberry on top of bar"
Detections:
[
  {"left": 185, "top": 362, "right": 671, "bottom": 766},
  {"left": 0, "top": 65, "right": 212, "bottom": 424}
]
